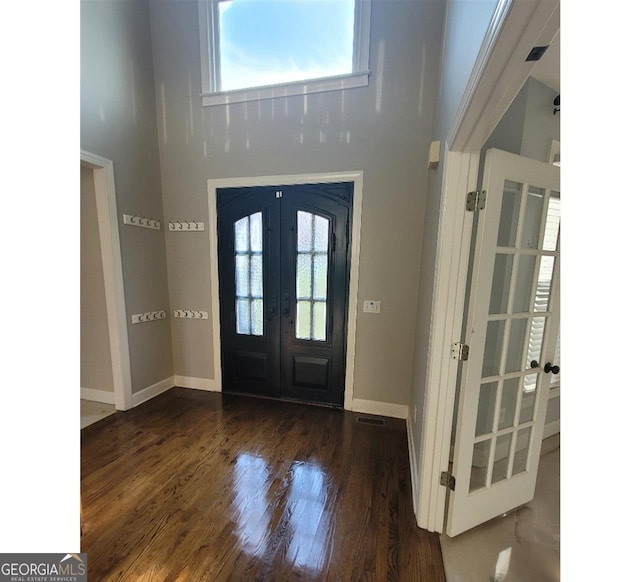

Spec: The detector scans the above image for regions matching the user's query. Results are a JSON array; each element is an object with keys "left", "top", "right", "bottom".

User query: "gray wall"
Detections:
[
  {"left": 479, "top": 82, "right": 528, "bottom": 180},
  {"left": 409, "top": 0, "right": 500, "bottom": 471},
  {"left": 479, "top": 76, "right": 560, "bottom": 183},
  {"left": 434, "top": 0, "right": 501, "bottom": 142},
  {"left": 81, "top": 0, "right": 173, "bottom": 393},
  {"left": 520, "top": 77, "right": 560, "bottom": 162},
  {"left": 148, "top": 0, "right": 446, "bottom": 405},
  {"left": 81, "top": 165, "right": 114, "bottom": 393}
]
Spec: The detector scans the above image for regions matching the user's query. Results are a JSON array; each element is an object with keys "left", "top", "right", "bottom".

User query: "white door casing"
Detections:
[
  {"left": 446, "top": 149, "right": 560, "bottom": 536},
  {"left": 208, "top": 171, "right": 364, "bottom": 411},
  {"left": 413, "top": 0, "right": 559, "bottom": 534},
  {"left": 80, "top": 150, "right": 133, "bottom": 411}
]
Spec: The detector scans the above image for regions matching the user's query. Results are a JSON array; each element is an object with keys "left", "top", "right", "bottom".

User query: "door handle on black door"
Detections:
[
  {"left": 282, "top": 294, "right": 290, "bottom": 317},
  {"left": 544, "top": 363, "right": 560, "bottom": 374},
  {"left": 268, "top": 294, "right": 278, "bottom": 319}
]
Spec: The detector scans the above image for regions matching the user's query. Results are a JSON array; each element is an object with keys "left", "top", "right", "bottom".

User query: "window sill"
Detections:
[{"left": 201, "top": 71, "right": 370, "bottom": 107}]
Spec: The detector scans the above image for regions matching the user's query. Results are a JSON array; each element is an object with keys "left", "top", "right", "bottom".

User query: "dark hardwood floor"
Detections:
[{"left": 81, "top": 388, "right": 446, "bottom": 581}]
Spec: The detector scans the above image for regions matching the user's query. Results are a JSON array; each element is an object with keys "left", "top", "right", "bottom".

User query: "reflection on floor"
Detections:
[
  {"left": 81, "top": 399, "right": 116, "bottom": 429},
  {"left": 81, "top": 389, "right": 446, "bottom": 580},
  {"left": 440, "top": 434, "right": 560, "bottom": 582}
]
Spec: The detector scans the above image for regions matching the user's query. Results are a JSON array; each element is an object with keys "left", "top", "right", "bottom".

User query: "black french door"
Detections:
[{"left": 217, "top": 182, "right": 352, "bottom": 406}]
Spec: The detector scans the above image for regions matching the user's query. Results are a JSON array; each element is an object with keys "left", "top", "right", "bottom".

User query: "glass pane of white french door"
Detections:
[{"left": 447, "top": 149, "right": 560, "bottom": 537}]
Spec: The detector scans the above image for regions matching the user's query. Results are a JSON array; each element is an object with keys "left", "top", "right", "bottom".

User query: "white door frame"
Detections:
[
  {"left": 415, "top": 0, "right": 560, "bottom": 531},
  {"left": 207, "top": 171, "right": 364, "bottom": 410},
  {"left": 81, "top": 150, "right": 132, "bottom": 411}
]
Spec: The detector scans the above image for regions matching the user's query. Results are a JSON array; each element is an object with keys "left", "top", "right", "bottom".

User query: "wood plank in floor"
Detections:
[{"left": 81, "top": 388, "right": 445, "bottom": 581}]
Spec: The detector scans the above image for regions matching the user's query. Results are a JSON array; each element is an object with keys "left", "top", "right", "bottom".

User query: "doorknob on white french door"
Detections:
[{"left": 544, "top": 362, "right": 560, "bottom": 374}]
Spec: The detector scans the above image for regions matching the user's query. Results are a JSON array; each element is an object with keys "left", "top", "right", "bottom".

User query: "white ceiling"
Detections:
[{"left": 530, "top": 32, "right": 560, "bottom": 92}]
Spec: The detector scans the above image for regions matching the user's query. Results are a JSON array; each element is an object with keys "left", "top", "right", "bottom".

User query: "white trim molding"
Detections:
[
  {"left": 131, "top": 376, "right": 175, "bottom": 407},
  {"left": 351, "top": 399, "right": 408, "bottom": 420},
  {"left": 80, "top": 387, "right": 115, "bottom": 405},
  {"left": 81, "top": 150, "right": 133, "bottom": 411},
  {"left": 202, "top": 73, "right": 370, "bottom": 107},
  {"left": 173, "top": 375, "right": 217, "bottom": 392},
  {"left": 543, "top": 389, "right": 560, "bottom": 438},
  {"left": 415, "top": 149, "right": 478, "bottom": 531},
  {"left": 121, "top": 377, "right": 217, "bottom": 410},
  {"left": 543, "top": 419, "right": 560, "bottom": 439},
  {"left": 407, "top": 417, "right": 419, "bottom": 511},
  {"left": 207, "top": 171, "right": 364, "bottom": 411},
  {"left": 449, "top": 0, "right": 560, "bottom": 152}
]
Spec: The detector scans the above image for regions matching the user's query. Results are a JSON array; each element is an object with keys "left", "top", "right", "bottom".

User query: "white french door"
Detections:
[{"left": 446, "top": 149, "right": 560, "bottom": 537}]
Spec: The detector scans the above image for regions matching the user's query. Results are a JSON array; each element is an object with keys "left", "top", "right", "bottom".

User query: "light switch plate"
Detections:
[{"left": 363, "top": 300, "right": 381, "bottom": 314}]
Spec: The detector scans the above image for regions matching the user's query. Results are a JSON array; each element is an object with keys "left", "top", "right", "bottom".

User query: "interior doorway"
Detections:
[
  {"left": 217, "top": 182, "right": 353, "bottom": 406},
  {"left": 80, "top": 150, "right": 132, "bottom": 414},
  {"left": 81, "top": 162, "right": 117, "bottom": 425},
  {"left": 412, "top": 0, "right": 560, "bottom": 534}
]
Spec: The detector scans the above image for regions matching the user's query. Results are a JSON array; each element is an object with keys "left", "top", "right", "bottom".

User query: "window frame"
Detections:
[{"left": 197, "top": 0, "right": 372, "bottom": 107}]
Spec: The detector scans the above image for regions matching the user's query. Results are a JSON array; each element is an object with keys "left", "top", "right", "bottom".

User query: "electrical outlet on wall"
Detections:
[{"left": 363, "top": 300, "right": 381, "bottom": 313}]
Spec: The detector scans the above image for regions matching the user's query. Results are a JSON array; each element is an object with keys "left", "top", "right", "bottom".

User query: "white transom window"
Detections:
[{"left": 198, "top": 0, "right": 371, "bottom": 106}]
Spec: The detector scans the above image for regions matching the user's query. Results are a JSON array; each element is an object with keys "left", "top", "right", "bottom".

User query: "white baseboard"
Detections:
[
  {"left": 543, "top": 419, "right": 560, "bottom": 439},
  {"left": 81, "top": 387, "right": 115, "bottom": 405},
  {"left": 126, "top": 376, "right": 220, "bottom": 409},
  {"left": 173, "top": 375, "right": 218, "bottom": 392},
  {"left": 131, "top": 376, "right": 174, "bottom": 407},
  {"left": 351, "top": 398, "right": 408, "bottom": 419},
  {"left": 406, "top": 417, "right": 419, "bottom": 513},
  {"left": 126, "top": 380, "right": 415, "bottom": 417}
]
